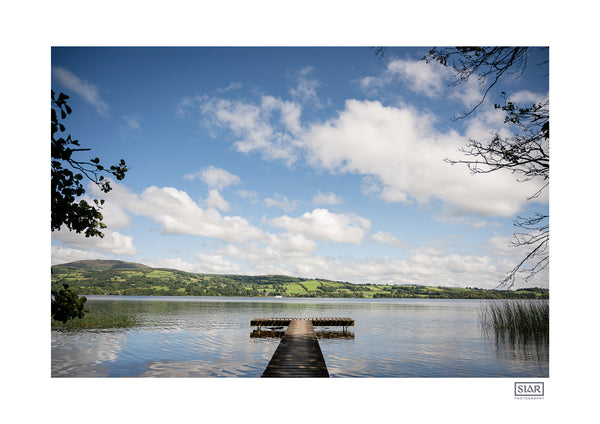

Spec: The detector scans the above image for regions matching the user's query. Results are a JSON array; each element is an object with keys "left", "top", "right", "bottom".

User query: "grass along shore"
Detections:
[
  {"left": 480, "top": 299, "right": 549, "bottom": 336},
  {"left": 51, "top": 307, "right": 137, "bottom": 330}
]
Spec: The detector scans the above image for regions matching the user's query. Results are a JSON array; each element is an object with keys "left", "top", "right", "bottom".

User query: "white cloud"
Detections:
[
  {"left": 237, "top": 190, "right": 258, "bottom": 200},
  {"left": 289, "top": 66, "right": 321, "bottom": 107},
  {"left": 360, "top": 175, "right": 382, "bottom": 196},
  {"left": 184, "top": 90, "right": 545, "bottom": 219},
  {"left": 507, "top": 90, "right": 548, "bottom": 106},
  {"left": 197, "top": 232, "right": 320, "bottom": 277},
  {"left": 105, "top": 208, "right": 133, "bottom": 232},
  {"left": 180, "top": 95, "right": 303, "bottom": 165},
  {"left": 387, "top": 59, "right": 447, "bottom": 98},
  {"left": 486, "top": 234, "right": 516, "bottom": 256},
  {"left": 84, "top": 182, "right": 137, "bottom": 230},
  {"left": 73, "top": 179, "right": 547, "bottom": 288},
  {"left": 148, "top": 257, "right": 199, "bottom": 273},
  {"left": 312, "top": 191, "right": 342, "bottom": 206},
  {"left": 60, "top": 187, "right": 133, "bottom": 233},
  {"left": 146, "top": 255, "right": 241, "bottom": 274},
  {"left": 269, "top": 208, "right": 371, "bottom": 244},
  {"left": 51, "top": 245, "right": 111, "bottom": 265},
  {"left": 194, "top": 252, "right": 242, "bottom": 274},
  {"left": 52, "top": 228, "right": 138, "bottom": 256},
  {"left": 214, "top": 231, "right": 321, "bottom": 277},
  {"left": 304, "top": 99, "right": 545, "bottom": 217},
  {"left": 94, "top": 182, "right": 265, "bottom": 243},
  {"left": 123, "top": 114, "right": 141, "bottom": 130},
  {"left": 206, "top": 240, "right": 533, "bottom": 288},
  {"left": 52, "top": 66, "right": 109, "bottom": 117},
  {"left": 179, "top": 67, "right": 319, "bottom": 166},
  {"left": 266, "top": 232, "right": 318, "bottom": 254},
  {"left": 134, "top": 186, "right": 264, "bottom": 242},
  {"left": 218, "top": 241, "right": 323, "bottom": 277},
  {"left": 331, "top": 246, "right": 497, "bottom": 286},
  {"left": 371, "top": 231, "right": 403, "bottom": 247},
  {"left": 181, "top": 60, "right": 546, "bottom": 221},
  {"left": 485, "top": 233, "right": 539, "bottom": 259},
  {"left": 184, "top": 165, "right": 241, "bottom": 190},
  {"left": 361, "top": 58, "right": 483, "bottom": 109},
  {"left": 216, "top": 81, "right": 242, "bottom": 93},
  {"left": 261, "top": 95, "right": 303, "bottom": 136},
  {"left": 121, "top": 113, "right": 141, "bottom": 133},
  {"left": 483, "top": 232, "right": 549, "bottom": 287},
  {"left": 205, "top": 189, "right": 230, "bottom": 212},
  {"left": 264, "top": 193, "right": 297, "bottom": 212},
  {"left": 359, "top": 75, "right": 378, "bottom": 91}
]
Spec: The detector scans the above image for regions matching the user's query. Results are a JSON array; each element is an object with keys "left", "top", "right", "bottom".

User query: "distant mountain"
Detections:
[
  {"left": 50, "top": 259, "right": 549, "bottom": 299},
  {"left": 54, "top": 259, "right": 151, "bottom": 271}
]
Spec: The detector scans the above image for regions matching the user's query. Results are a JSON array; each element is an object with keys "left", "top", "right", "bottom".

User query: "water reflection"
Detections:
[
  {"left": 484, "top": 328, "right": 549, "bottom": 363},
  {"left": 51, "top": 330, "right": 128, "bottom": 377},
  {"left": 250, "top": 329, "right": 355, "bottom": 339},
  {"left": 138, "top": 359, "right": 266, "bottom": 377},
  {"left": 51, "top": 297, "right": 549, "bottom": 377}
]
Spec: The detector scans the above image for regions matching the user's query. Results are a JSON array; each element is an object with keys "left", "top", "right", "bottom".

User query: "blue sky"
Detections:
[{"left": 50, "top": 47, "right": 549, "bottom": 288}]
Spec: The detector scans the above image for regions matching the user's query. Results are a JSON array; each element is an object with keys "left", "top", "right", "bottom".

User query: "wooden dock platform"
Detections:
[
  {"left": 253, "top": 318, "right": 354, "bottom": 378},
  {"left": 251, "top": 317, "right": 354, "bottom": 329}
]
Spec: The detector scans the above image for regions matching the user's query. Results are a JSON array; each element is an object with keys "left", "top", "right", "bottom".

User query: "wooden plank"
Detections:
[
  {"left": 261, "top": 320, "right": 330, "bottom": 378},
  {"left": 251, "top": 318, "right": 292, "bottom": 327},
  {"left": 251, "top": 317, "right": 354, "bottom": 327},
  {"left": 311, "top": 317, "right": 354, "bottom": 327}
]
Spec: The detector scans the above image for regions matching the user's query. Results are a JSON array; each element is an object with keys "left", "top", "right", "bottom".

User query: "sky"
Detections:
[
  {"left": 7, "top": 1, "right": 600, "bottom": 419},
  {"left": 50, "top": 46, "right": 550, "bottom": 289}
]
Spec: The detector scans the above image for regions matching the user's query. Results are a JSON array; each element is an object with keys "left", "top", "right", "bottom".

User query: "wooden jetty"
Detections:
[
  {"left": 250, "top": 329, "right": 354, "bottom": 340},
  {"left": 251, "top": 317, "right": 354, "bottom": 330},
  {"left": 252, "top": 318, "right": 354, "bottom": 378}
]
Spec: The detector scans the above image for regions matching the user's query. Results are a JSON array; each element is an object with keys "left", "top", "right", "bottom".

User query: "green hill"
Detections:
[
  {"left": 51, "top": 259, "right": 549, "bottom": 299},
  {"left": 56, "top": 259, "right": 151, "bottom": 271}
]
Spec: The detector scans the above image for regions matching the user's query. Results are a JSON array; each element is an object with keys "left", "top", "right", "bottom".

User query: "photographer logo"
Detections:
[{"left": 514, "top": 382, "right": 544, "bottom": 399}]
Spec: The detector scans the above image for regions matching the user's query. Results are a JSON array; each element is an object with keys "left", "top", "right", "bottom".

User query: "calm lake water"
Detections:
[{"left": 51, "top": 296, "right": 548, "bottom": 377}]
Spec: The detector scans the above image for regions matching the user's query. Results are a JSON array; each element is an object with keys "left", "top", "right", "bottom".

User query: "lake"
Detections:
[{"left": 51, "top": 296, "right": 548, "bottom": 377}]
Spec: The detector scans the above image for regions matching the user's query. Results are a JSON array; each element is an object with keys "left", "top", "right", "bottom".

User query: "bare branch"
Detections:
[
  {"left": 425, "top": 48, "right": 549, "bottom": 288},
  {"left": 425, "top": 47, "right": 533, "bottom": 119}
]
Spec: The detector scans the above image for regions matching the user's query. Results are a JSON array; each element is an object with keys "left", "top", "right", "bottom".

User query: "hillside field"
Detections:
[{"left": 51, "top": 260, "right": 549, "bottom": 299}]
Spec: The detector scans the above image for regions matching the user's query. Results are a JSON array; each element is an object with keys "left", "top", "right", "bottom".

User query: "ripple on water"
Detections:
[{"left": 52, "top": 297, "right": 548, "bottom": 377}]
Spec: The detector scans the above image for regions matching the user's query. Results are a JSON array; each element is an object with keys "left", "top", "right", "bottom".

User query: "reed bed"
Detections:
[
  {"left": 51, "top": 308, "right": 137, "bottom": 330},
  {"left": 480, "top": 299, "right": 549, "bottom": 336}
]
